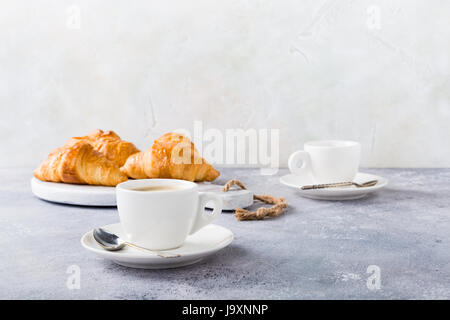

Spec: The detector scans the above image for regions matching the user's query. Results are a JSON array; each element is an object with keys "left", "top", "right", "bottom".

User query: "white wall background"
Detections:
[{"left": 1, "top": 0, "right": 449, "bottom": 168}]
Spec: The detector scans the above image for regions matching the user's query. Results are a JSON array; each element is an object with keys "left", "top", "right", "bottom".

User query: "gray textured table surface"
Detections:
[{"left": 0, "top": 167, "right": 449, "bottom": 299}]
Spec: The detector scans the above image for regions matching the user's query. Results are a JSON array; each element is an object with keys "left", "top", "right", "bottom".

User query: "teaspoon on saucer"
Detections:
[
  {"left": 301, "top": 180, "right": 378, "bottom": 190},
  {"left": 93, "top": 228, "right": 180, "bottom": 258}
]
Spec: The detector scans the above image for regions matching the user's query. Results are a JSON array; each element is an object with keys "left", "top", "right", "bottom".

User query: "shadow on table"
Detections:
[
  {"left": 312, "top": 186, "right": 435, "bottom": 205},
  {"left": 99, "top": 244, "right": 250, "bottom": 276}
]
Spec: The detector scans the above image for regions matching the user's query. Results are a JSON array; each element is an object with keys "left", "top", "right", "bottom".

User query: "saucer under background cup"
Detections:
[
  {"left": 280, "top": 172, "right": 388, "bottom": 200},
  {"left": 81, "top": 223, "right": 233, "bottom": 269}
]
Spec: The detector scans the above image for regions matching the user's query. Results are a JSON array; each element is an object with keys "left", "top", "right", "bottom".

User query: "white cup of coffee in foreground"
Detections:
[
  {"left": 288, "top": 140, "right": 361, "bottom": 184},
  {"left": 116, "top": 179, "right": 223, "bottom": 250}
]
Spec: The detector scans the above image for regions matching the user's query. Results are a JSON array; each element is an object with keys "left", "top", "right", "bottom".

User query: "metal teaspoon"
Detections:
[
  {"left": 301, "top": 180, "right": 378, "bottom": 190},
  {"left": 93, "top": 228, "right": 180, "bottom": 258}
]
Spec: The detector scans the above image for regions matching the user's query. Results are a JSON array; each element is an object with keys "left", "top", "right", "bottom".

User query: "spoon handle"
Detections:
[
  {"left": 125, "top": 243, "right": 180, "bottom": 258},
  {"left": 301, "top": 182, "right": 354, "bottom": 190}
]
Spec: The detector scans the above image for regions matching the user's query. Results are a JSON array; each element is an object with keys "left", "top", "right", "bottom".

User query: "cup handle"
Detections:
[
  {"left": 189, "top": 192, "right": 223, "bottom": 235},
  {"left": 288, "top": 150, "right": 312, "bottom": 175}
]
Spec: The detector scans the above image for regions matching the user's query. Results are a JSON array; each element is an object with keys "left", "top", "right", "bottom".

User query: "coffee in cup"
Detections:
[{"left": 130, "top": 185, "right": 185, "bottom": 192}]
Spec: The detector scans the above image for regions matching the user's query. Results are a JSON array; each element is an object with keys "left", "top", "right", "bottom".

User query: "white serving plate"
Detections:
[
  {"left": 31, "top": 177, "right": 253, "bottom": 209},
  {"left": 31, "top": 177, "right": 117, "bottom": 206}
]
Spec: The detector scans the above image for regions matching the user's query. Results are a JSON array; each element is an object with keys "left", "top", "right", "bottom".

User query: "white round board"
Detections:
[
  {"left": 31, "top": 178, "right": 253, "bottom": 210},
  {"left": 31, "top": 177, "right": 116, "bottom": 206}
]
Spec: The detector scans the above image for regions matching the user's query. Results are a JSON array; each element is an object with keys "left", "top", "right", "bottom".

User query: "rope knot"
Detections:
[{"left": 223, "top": 179, "right": 288, "bottom": 221}]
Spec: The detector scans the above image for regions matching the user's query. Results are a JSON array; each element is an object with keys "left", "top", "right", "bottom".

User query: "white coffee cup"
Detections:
[
  {"left": 288, "top": 140, "right": 361, "bottom": 184},
  {"left": 116, "top": 179, "right": 223, "bottom": 250}
]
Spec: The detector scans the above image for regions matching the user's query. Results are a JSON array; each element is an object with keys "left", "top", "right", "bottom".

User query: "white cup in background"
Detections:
[
  {"left": 116, "top": 179, "right": 223, "bottom": 250},
  {"left": 288, "top": 140, "right": 361, "bottom": 184}
]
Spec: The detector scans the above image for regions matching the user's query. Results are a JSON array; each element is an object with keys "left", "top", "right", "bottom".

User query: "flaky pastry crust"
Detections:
[
  {"left": 34, "top": 140, "right": 128, "bottom": 186},
  {"left": 121, "top": 132, "right": 220, "bottom": 182}
]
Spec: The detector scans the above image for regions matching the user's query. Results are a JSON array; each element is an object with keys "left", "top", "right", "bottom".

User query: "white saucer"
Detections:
[
  {"left": 31, "top": 177, "right": 253, "bottom": 210},
  {"left": 81, "top": 223, "right": 233, "bottom": 269},
  {"left": 280, "top": 172, "right": 388, "bottom": 200}
]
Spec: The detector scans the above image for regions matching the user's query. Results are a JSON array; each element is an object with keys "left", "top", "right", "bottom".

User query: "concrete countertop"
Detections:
[{"left": 0, "top": 167, "right": 449, "bottom": 299}]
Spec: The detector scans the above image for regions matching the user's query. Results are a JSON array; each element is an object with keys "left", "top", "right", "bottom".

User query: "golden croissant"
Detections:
[
  {"left": 65, "top": 129, "right": 140, "bottom": 166},
  {"left": 34, "top": 141, "right": 128, "bottom": 186},
  {"left": 121, "top": 132, "right": 220, "bottom": 182}
]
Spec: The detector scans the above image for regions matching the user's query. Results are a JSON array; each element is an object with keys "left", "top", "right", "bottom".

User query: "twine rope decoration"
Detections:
[{"left": 222, "top": 179, "right": 288, "bottom": 221}]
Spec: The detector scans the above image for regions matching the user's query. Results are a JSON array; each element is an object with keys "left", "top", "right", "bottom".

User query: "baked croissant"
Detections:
[
  {"left": 65, "top": 129, "right": 140, "bottom": 166},
  {"left": 121, "top": 132, "right": 220, "bottom": 182},
  {"left": 34, "top": 141, "right": 128, "bottom": 186}
]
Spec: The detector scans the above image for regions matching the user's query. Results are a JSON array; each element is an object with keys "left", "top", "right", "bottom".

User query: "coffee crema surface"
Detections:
[{"left": 130, "top": 185, "right": 185, "bottom": 192}]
